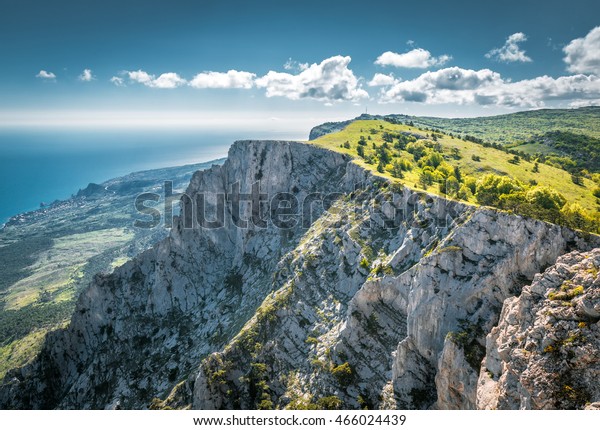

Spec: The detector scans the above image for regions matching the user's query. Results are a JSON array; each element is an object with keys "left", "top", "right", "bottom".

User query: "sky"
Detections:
[{"left": 1, "top": 0, "right": 599, "bottom": 131}]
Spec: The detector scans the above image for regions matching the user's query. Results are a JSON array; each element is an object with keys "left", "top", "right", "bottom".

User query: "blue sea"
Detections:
[{"left": 0, "top": 128, "right": 305, "bottom": 223}]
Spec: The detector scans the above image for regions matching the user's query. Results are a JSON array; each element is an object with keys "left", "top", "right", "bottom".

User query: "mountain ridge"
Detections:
[{"left": 2, "top": 139, "right": 599, "bottom": 409}]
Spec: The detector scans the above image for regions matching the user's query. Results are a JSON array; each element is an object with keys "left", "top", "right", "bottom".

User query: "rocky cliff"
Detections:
[
  {"left": 478, "top": 248, "right": 600, "bottom": 409},
  {"left": 1, "top": 140, "right": 598, "bottom": 409}
]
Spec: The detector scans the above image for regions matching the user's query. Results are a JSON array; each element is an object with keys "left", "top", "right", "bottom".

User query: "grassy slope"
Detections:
[{"left": 310, "top": 119, "right": 599, "bottom": 212}]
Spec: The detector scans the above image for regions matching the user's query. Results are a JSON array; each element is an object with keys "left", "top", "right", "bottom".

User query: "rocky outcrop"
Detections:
[
  {"left": 477, "top": 248, "right": 600, "bottom": 409},
  {"left": 1, "top": 139, "right": 598, "bottom": 410},
  {"left": 190, "top": 188, "right": 596, "bottom": 410}
]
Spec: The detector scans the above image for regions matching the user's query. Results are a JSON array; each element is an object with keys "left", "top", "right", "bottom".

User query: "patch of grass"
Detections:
[
  {"left": 548, "top": 284, "right": 584, "bottom": 301},
  {"left": 0, "top": 328, "right": 50, "bottom": 380}
]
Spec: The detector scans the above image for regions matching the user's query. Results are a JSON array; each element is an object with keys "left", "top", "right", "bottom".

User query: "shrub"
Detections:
[
  {"left": 359, "top": 258, "right": 370, "bottom": 270},
  {"left": 317, "top": 396, "right": 342, "bottom": 410},
  {"left": 331, "top": 362, "right": 353, "bottom": 386}
]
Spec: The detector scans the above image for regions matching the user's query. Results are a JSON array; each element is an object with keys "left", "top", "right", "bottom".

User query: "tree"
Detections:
[
  {"left": 356, "top": 145, "right": 365, "bottom": 158},
  {"left": 475, "top": 174, "right": 522, "bottom": 206},
  {"left": 382, "top": 132, "right": 394, "bottom": 143},
  {"left": 406, "top": 141, "right": 427, "bottom": 161},
  {"left": 464, "top": 177, "right": 477, "bottom": 194},
  {"left": 447, "top": 176, "right": 460, "bottom": 196},
  {"left": 561, "top": 203, "right": 595, "bottom": 232},
  {"left": 525, "top": 186, "right": 566, "bottom": 211},
  {"left": 421, "top": 152, "right": 443, "bottom": 169},
  {"left": 457, "top": 184, "right": 472, "bottom": 200},
  {"left": 532, "top": 162, "right": 539, "bottom": 173},
  {"left": 419, "top": 170, "right": 435, "bottom": 189},
  {"left": 390, "top": 161, "right": 404, "bottom": 179},
  {"left": 453, "top": 166, "right": 462, "bottom": 183},
  {"left": 377, "top": 147, "right": 391, "bottom": 164},
  {"left": 358, "top": 135, "right": 367, "bottom": 146}
]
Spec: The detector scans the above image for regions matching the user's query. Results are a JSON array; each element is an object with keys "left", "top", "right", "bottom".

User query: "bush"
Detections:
[
  {"left": 359, "top": 258, "right": 370, "bottom": 270},
  {"left": 331, "top": 362, "right": 353, "bottom": 386},
  {"left": 525, "top": 186, "right": 566, "bottom": 211},
  {"left": 475, "top": 174, "right": 522, "bottom": 206},
  {"left": 317, "top": 396, "right": 342, "bottom": 410},
  {"left": 406, "top": 141, "right": 427, "bottom": 161}
]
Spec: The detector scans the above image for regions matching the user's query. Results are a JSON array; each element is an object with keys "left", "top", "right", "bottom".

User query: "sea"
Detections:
[{"left": 0, "top": 128, "right": 306, "bottom": 224}]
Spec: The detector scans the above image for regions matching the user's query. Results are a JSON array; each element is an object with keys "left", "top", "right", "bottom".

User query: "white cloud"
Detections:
[
  {"left": 127, "top": 70, "right": 155, "bottom": 85},
  {"left": 486, "top": 32, "right": 532, "bottom": 63},
  {"left": 283, "top": 58, "right": 309, "bottom": 72},
  {"left": 368, "top": 73, "right": 398, "bottom": 87},
  {"left": 36, "top": 70, "right": 56, "bottom": 79},
  {"left": 374, "top": 48, "right": 451, "bottom": 68},
  {"left": 110, "top": 76, "right": 125, "bottom": 86},
  {"left": 378, "top": 66, "right": 600, "bottom": 107},
  {"left": 189, "top": 70, "right": 256, "bottom": 89},
  {"left": 563, "top": 26, "right": 600, "bottom": 73},
  {"left": 569, "top": 98, "right": 600, "bottom": 108},
  {"left": 78, "top": 68, "right": 94, "bottom": 82},
  {"left": 255, "top": 55, "right": 368, "bottom": 102},
  {"left": 123, "top": 70, "right": 186, "bottom": 89},
  {"left": 151, "top": 72, "right": 187, "bottom": 89}
]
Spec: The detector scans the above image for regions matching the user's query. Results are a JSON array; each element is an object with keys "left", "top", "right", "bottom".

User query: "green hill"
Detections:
[
  {"left": 406, "top": 107, "right": 600, "bottom": 144},
  {"left": 310, "top": 119, "right": 600, "bottom": 233},
  {"left": 510, "top": 130, "right": 600, "bottom": 174}
]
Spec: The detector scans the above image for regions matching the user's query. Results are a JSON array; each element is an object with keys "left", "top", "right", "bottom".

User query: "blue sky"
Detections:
[{"left": 1, "top": 0, "right": 599, "bottom": 131}]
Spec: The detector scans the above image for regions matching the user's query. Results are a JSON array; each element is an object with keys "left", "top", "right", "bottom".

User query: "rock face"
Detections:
[
  {"left": 477, "top": 249, "right": 600, "bottom": 409},
  {"left": 1, "top": 140, "right": 598, "bottom": 410}
]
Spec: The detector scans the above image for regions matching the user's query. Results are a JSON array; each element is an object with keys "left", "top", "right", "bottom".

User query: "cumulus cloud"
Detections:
[
  {"left": 486, "top": 33, "right": 532, "bottom": 63},
  {"left": 78, "top": 68, "right": 94, "bottom": 82},
  {"left": 255, "top": 55, "right": 368, "bottom": 102},
  {"left": 36, "top": 70, "right": 56, "bottom": 79},
  {"left": 151, "top": 72, "right": 187, "bottom": 89},
  {"left": 368, "top": 73, "right": 398, "bottom": 87},
  {"left": 121, "top": 70, "right": 187, "bottom": 89},
  {"left": 378, "top": 66, "right": 600, "bottom": 107},
  {"left": 375, "top": 48, "right": 451, "bottom": 68},
  {"left": 189, "top": 70, "right": 256, "bottom": 89},
  {"left": 563, "top": 26, "right": 600, "bottom": 73}
]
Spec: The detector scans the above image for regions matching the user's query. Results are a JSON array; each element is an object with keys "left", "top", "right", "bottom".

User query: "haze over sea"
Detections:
[{"left": 0, "top": 128, "right": 306, "bottom": 224}]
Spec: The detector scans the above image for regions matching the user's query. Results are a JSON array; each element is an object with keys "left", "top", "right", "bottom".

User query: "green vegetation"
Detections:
[
  {"left": 548, "top": 280, "right": 585, "bottom": 301},
  {"left": 331, "top": 362, "right": 354, "bottom": 386},
  {"left": 286, "top": 395, "right": 343, "bottom": 410},
  {"left": 311, "top": 119, "right": 600, "bottom": 233},
  {"left": 406, "top": 107, "right": 600, "bottom": 144},
  {"left": 510, "top": 131, "right": 600, "bottom": 174},
  {"left": 446, "top": 319, "right": 486, "bottom": 371}
]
